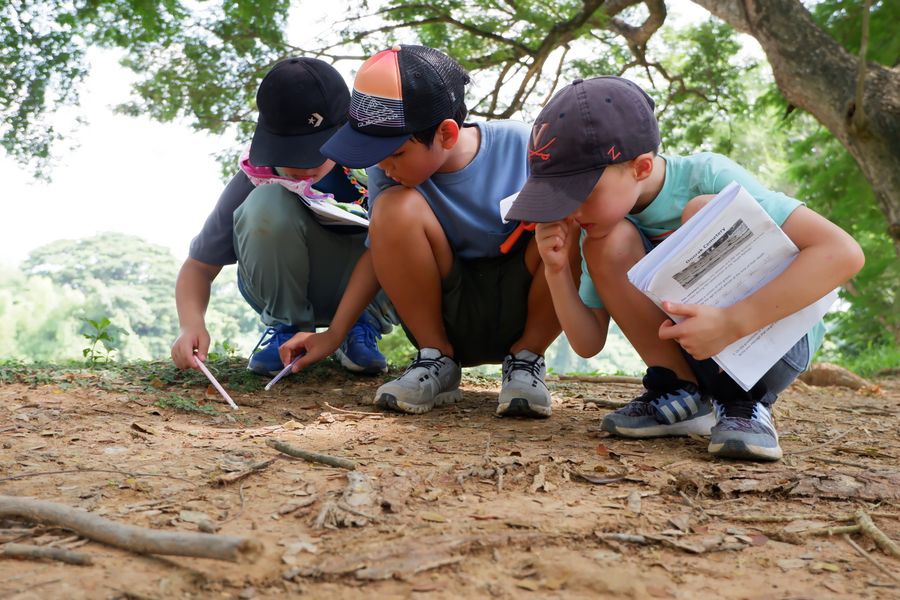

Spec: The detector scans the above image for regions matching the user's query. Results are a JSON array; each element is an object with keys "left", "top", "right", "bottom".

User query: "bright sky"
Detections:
[{"left": 0, "top": 1, "right": 726, "bottom": 269}]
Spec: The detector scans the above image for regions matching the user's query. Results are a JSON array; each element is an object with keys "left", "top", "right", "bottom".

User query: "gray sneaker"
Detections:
[
  {"left": 708, "top": 399, "right": 782, "bottom": 461},
  {"left": 601, "top": 367, "right": 715, "bottom": 437},
  {"left": 374, "top": 348, "right": 461, "bottom": 414},
  {"left": 496, "top": 350, "right": 552, "bottom": 418}
]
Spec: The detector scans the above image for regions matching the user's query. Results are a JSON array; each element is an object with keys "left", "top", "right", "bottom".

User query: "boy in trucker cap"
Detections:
[{"left": 279, "top": 45, "right": 576, "bottom": 418}]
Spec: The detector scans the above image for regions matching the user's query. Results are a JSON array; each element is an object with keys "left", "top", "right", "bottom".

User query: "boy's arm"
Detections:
[
  {"left": 660, "top": 206, "right": 864, "bottom": 359},
  {"left": 536, "top": 221, "right": 610, "bottom": 357},
  {"left": 279, "top": 249, "right": 380, "bottom": 371},
  {"left": 172, "top": 258, "right": 223, "bottom": 368}
]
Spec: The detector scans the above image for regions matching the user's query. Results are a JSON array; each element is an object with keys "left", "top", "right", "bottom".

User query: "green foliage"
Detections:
[
  {"left": 829, "top": 343, "right": 900, "bottom": 379},
  {"left": 81, "top": 316, "right": 119, "bottom": 366}
]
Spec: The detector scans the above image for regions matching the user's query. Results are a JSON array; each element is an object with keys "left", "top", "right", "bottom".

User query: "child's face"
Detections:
[
  {"left": 377, "top": 136, "right": 444, "bottom": 188},
  {"left": 571, "top": 163, "right": 641, "bottom": 235},
  {"left": 279, "top": 159, "right": 336, "bottom": 184}
]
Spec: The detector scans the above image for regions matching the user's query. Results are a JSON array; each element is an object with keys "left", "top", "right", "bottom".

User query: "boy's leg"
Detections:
[
  {"left": 496, "top": 229, "right": 578, "bottom": 418},
  {"left": 703, "top": 336, "right": 809, "bottom": 461},
  {"left": 234, "top": 185, "right": 392, "bottom": 374},
  {"left": 588, "top": 220, "right": 715, "bottom": 437},
  {"left": 367, "top": 187, "right": 461, "bottom": 413}
]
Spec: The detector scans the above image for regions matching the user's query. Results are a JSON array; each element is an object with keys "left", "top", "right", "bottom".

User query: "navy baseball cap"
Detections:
[
  {"left": 321, "top": 45, "right": 470, "bottom": 168},
  {"left": 505, "top": 76, "right": 660, "bottom": 223},
  {"left": 250, "top": 57, "right": 350, "bottom": 169}
]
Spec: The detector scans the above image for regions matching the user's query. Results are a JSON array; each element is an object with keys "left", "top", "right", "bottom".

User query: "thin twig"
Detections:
[
  {"left": 0, "top": 468, "right": 198, "bottom": 486},
  {"left": 857, "top": 510, "right": 900, "bottom": 559},
  {"left": 1, "top": 542, "right": 93, "bottom": 565},
  {"left": 267, "top": 439, "right": 357, "bottom": 470},
  {"left": 787, "top": 427, "right": 856, "bottom": 456},
  {"left": 805, "top": 524, "right": 861, "bottom": 536},
  {"left": 843, "top": 534, "right": 900, "bottom": 582},
  {"left": 209, "top": 459, "right": 275, "bottom": 486},
  {"left": 322, "top": 402, "right": 383, "bottom": 417}
]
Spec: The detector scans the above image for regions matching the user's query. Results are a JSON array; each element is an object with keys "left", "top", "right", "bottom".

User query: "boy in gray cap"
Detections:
[
  {"left": 506, "top": 76, "right": 863, "bottom": 461},
  {"left": 171, "top": 57, "right": 396, "bottom": 378}
]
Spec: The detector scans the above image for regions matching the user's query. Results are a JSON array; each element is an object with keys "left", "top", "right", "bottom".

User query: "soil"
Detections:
[{"left": 1, "top": 360, "right": 898, "bottom": 599}]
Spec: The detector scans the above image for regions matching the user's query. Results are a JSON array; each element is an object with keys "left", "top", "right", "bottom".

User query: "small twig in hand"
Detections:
[
  {"left": 857, "top": 509, "right": 900, "bottom": 559},
  {"left": 1, "top": 542, "right": 93, "bottom": 565},
  {"left": 843, "top": 534, "right": 900, "bottom": 582},
  {"left": 267, "top": 439, "right": 357, "bottom": 470}
]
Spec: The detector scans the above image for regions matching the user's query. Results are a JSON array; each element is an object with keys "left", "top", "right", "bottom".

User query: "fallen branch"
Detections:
[
  {"left": 724, "top": 511, "right": 900, "bottom": 523},
  {"left": 1, "top": 542, "right": 93, "bottom": 565},
  {"left": 0, "top": 496, "right": 262, "bottom": 563},
  {"left": 210, "top": 459, "right": 275, "bottom": 486},
  {"left": 857, "top": 509, "right": 900, "bottom": 559},
  {"left": 267, "top": 439, "right": 357, "bottom": 470},
  {"left": 843, "top": 534, "right": 900, "bottom": 582}
]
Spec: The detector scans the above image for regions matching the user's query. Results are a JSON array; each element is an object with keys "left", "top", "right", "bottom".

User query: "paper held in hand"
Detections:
[{"left": 627, "top": 181, "right": 837, "bottom": 391}]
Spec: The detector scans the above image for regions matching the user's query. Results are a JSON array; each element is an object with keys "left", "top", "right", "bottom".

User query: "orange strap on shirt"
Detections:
[{"left": 499, "top": 222, "right": 536, "bottom": 254}]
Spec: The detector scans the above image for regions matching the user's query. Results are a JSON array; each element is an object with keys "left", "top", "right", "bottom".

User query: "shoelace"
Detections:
[
  {"left": 404, "top": 354, "right": 445, "bottom": 376},
  {"left": 347, "top": 319, "right": 380, "bottom": 346},
  {"left": 250, "top": 326, "right": 278, "bottom": 354},
  {"left": 717, "top": 397, "right": 758, "bottom": 419},
  {"left": 505, "top": 356, "right": 542, "bottom": 381}
]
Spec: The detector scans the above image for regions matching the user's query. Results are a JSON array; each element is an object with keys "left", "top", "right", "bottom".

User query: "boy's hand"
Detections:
[
  {"left": 171, "top": 327, "right": 210, "bottom": 369},
  {"left": 535, "top": 219, "right": 573, "bottom": 274},
  {"left": 278, "top": 330, "right": 342, "bottom": 373},
  {"left": 658, "top": 301, "right": 742, "bottom": 360}
]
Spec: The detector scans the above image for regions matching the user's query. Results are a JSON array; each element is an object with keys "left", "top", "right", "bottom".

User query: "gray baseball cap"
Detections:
[{"left": 506, "top": 76, "right": 660, "bottom": 223}]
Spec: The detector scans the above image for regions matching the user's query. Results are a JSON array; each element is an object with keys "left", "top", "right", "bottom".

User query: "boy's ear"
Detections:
[
  {"left": 437, "top": 119, "right": 461, "bottom": 149},
  {"left": 631, "top": 153, "right": 655, "bottom": 181}
]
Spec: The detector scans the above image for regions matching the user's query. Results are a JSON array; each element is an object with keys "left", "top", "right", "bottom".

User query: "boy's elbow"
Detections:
[{"left": 842, "top": 238, "right": 865, "bottom": 279}]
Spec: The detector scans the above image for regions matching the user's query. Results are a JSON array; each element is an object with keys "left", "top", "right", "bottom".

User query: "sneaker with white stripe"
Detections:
[
  {"left": 708, "top": 399, "right": 782, "bottom": 461},
  {"left": 600, "top": 367, "right": 715, "bottom": 438}
]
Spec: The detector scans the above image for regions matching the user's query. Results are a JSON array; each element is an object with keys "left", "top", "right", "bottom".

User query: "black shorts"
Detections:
[{"left": 402, "top": 241, "right": 533, "bottom": 367}]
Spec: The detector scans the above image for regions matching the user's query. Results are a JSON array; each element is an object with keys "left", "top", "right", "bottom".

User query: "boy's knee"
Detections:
[
  {"left": 681, "top": 194, "right": 716, "bottom": 224},
  {"left": 235, "top": 185, "right": 311, "bottom": 243},
  {"left": 370, "top": 187, "right": 432, "bottom": 235},
  {"left": 585, "top": 220, "right": 646, "bottom": 277}
]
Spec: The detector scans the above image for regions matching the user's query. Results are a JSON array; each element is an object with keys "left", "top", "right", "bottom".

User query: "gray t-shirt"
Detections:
[{"left": 189, "top": 172, "right": 256, "bottom": 266}]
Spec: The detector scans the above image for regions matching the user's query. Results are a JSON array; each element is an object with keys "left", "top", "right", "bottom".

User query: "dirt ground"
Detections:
[{"left": 1, "top": 360, "right": 898, "bottom": 600}]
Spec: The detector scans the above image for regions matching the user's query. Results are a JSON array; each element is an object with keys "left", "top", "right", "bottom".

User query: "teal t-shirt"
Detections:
[{"left": 578, "top": 152, "right": 824, "bottom": 364}]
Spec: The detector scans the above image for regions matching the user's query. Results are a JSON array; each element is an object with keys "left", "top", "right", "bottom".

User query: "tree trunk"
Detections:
[{"left": 691, "top": 0, "right": 900, "bottom": 258}]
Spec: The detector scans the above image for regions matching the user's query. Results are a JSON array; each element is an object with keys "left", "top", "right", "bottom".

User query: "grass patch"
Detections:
[{"left": 155, "top": 393, "right": 220, "bottom": 415}]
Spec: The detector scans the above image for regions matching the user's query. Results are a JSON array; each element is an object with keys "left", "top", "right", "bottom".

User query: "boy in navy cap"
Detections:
[
  {"left": 171, "top": 57, "right": 397, "bottom": 378},
  {"left": 506, "top": 76, "right": 863, "bottom": 460},
  {"left": 279, "top": 45, "right": 574, "bottom": 418}
]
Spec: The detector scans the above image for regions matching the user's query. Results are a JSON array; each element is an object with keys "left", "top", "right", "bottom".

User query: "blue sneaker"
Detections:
[
  {"left": 334, "top": 313, "right": 387, "bottom": 375},
  {"left": 600, "top": 367, "right": 716, "bottom": 437},
  {"left": 247, "top": 324, "right": 299, "bottom": 376},
  {"left": 709, "top": 399, "right": 782, "bottom": 461}
]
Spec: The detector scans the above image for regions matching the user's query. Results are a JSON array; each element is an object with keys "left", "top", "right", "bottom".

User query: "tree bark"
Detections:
[{"left": 690, "top": 0, "right": 900, "bottom": 257}]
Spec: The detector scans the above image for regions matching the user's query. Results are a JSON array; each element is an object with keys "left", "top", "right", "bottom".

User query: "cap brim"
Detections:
[
  {"left": 505, "top": 168, "right": 605, "bottom": 223},
  {"left": 320, "top": 123, "right": 410, "bottom": 169},
  {"left": 249, "top": 123, "right": 339, "bottom": 169}
]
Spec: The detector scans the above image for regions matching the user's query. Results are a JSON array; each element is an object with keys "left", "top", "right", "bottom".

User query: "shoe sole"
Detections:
[
  {"left": 375, "top": 389, "right": 462, "bottom": 414},
  {"left": 601, "top": 411, "right": 716, "bottom": 438},
  {"left": 708, "top": 439, "right": 783, "bottom": 461},
  {"left": 334, "top": 349, "right": 388, "bottom": 375},
  {"left": 496, "top": 398, "right": 551, "bottom": 419}
]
